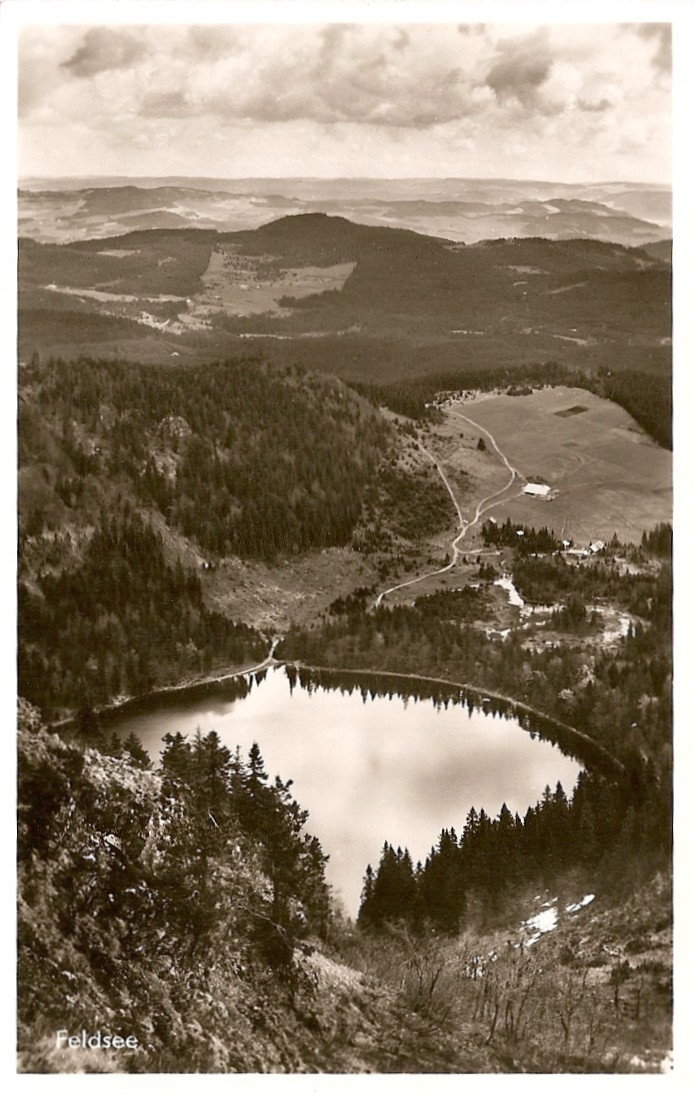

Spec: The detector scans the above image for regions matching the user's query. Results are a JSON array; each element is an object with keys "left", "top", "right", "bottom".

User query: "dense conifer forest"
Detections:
[
  {"left": 19, "top": 354, "right": 387, "bottom": 560},
  {"left": 18, "top": 509, "right": 266, "bottom": 715},
  {"left": 18, "top": 353, "right": 391, "bottom": 717},
  {"left": 358, "top": 767, "right": 669, "bottom": 934},
  {"left": 481, "top": 517, "right": 562, "bottom": 555},
  {"left": 16, "top": 339, "right": 672, "bottom": 1071}
]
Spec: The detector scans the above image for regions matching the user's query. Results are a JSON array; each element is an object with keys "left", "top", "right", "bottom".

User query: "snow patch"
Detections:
[
  {"left": 565, "top": 894, "right": 595, "bottom": 914},
  {"left": 494, "top": 575, "right": 525, "bottom": 608},
  {"left": 602, "top": 613, "right": 632, "bottom": 643},
  {"left": 522, "top": 903, "right": 558, "bottom": 945},
  {"left": 660, "top": 1050, "right": 674, "bottom": 1073}
]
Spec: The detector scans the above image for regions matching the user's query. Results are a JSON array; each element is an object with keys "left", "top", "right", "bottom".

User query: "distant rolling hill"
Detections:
[
  {"left": 19, "top": 177, "right": 670, "bottom": 247},
  {"left": 639, "top": 239, "right": 672, "bottom": 263},
  {"left": 18, "top": 213, "right": 671, "bottom": 385}
]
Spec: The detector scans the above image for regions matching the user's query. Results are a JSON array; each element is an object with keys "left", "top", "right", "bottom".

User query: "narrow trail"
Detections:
[
  {"left": 374, "top": 408, "right": 525, "bottom": 608},
  {"left": 130, "top": 636, "right": 282, "bottom": 698},
  {"left": 202, "top": 636, "right": 280, "bottom": 685},
  {"left": 48, "top": 639, "right": 281, "bottom": 732}
]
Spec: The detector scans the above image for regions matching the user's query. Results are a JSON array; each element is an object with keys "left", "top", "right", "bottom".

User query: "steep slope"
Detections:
[
  {"left": 18, "top": 354, "right": 390, "bottom": 717},
  {"left": 17, "top": 706, "right": 510, "bottom": 1075},
  {"left": 17, "top": 704, "right": 671, "bottom": 1074},
  {"left": 19, "top": 354, "right": 387, "bottom": 558}
]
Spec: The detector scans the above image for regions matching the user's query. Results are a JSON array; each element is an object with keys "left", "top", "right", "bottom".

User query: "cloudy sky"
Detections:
[{"left": 18, "top": 20, "right": 671, "bottom": 182}]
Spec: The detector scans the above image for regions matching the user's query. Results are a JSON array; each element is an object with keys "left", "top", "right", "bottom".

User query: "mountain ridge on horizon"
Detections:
[
  {"left": 19, "top": 176, "right": 671, "bottom": 248},
  {"left": 20, "top": 174, "right": 671, "bottom": 189}
]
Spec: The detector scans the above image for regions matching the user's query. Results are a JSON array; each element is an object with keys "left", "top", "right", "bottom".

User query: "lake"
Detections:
[{"left": 110, "top": 665, "right": 583, "bottom": 916}]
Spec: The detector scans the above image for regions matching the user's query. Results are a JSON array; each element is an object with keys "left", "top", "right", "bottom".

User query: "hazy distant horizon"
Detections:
[
  {"left": 20, "top": 175, "right": 671, "bottom": 188},
  {"left": 19, "top": 173, "right": 671, "bottom": 247}
]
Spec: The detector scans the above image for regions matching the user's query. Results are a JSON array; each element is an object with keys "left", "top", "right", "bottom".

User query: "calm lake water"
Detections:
[{"left": 111, "top": 666, "right": 582, "bottom": 915}]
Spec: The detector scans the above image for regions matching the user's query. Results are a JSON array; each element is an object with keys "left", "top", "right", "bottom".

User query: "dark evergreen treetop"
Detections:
[{"left": 358, "top": 767, "right": 670, "bottom": 934}]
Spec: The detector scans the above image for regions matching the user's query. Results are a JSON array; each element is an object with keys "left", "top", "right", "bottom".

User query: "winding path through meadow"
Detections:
[{"left": 374, "top": 407, "right": 525, "bottom": 607}]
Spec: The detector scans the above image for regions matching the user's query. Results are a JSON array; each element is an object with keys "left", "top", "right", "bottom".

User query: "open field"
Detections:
[
  {"left": 187, "top": 247, "right": 356, "bottom": 320},
  {"left": 374, "top": 384, "right": 671, "bottom": 611},
  {"left": 444, "top": 387, "right": 671, "bottom": 545},
  {"left": 202, "top": 546, "right": 378, "bottom": 633}
]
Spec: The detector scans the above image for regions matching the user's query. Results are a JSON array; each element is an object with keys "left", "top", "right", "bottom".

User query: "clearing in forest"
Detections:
[
  {"left": 190, "top": 248, "right": 356, "bottom": 318},
  {"left": 448, "top": 386, "right": 671, "bottom": 544}
]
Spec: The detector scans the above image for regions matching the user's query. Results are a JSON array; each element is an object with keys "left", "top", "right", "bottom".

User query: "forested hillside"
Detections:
[
  {"left": 19, "top": 354, "right": 387, "bottom": 559},
  {"left": 17, "top": 365, "right": 673, "bottom": 1074},
  {"left": 18, "top": 510, "right": 266, "bottom": 715},
  {"left": 18, "top": 705, "right": 525, "bottom": 1074},
  {"left": 16, "top": 212, "right": 672, "bottom": 1074},
  {"left": 18, "top": 697, "right": 672, "bottom": 1075},
  {"left": 20, "top": 231, "right": 216, "bottom": 297},
  {"left": 19, "top": 216, "right": 671, "bottom": 383},
  {"left": 359, "top": 766, "right": 668, "bottom": 934},
  {"left": 18, "top": 705, "right": 334, "bottom": 1072},
  {"left": 18, "top": 354, "right": 390, "bottom": 717}
]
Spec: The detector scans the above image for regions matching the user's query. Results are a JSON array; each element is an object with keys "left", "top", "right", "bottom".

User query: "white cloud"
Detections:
[{"left": 18, "top": 22, "right": 671, "bottom": 182}]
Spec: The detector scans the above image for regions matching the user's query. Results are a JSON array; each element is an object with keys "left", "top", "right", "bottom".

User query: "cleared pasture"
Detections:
[
  {"left": 193, "top": 248, "right": 356, "bottom": 317},
  {"left": 446, "top": 386, "right": 671, "bottom": 544}
]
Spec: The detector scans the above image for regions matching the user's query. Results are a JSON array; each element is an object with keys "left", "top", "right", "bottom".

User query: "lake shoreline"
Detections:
[
  {"left": 48, "top": 645, "right": 279, "bottom": 733},
  {"left": 53, "top": 648, "right": 625, "bottom": 780},
  {"left": 98, "top": 659, "right": 591, "bottom": 916},
  {"left": 286, "top": 661, "right": 625, "bottom": 777}
]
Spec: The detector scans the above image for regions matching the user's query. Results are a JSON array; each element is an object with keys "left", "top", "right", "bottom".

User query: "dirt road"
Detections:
[{"left": 374, "top": 408, "right": 525, "bottom": 607}]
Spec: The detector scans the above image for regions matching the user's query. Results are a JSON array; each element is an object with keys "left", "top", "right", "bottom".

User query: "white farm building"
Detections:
[{"left": 523, "top": 482, "right": 551, "bottom": 498}]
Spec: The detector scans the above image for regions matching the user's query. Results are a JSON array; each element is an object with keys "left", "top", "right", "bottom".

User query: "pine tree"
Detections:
[
  {"left": 161, "top": 732, "right": 192, "bottom": 786},
  {"left": 420, "top": 828, "right": 465, "bottom": 932},
  {"left": 358, "top": 864, "right": 376, "bottom": 927},
  {"left": 237, "top": 742, "right": 271, "bottom": 836},
  {"left": 122, "top": 732, "right": 151, "bottom": 770},
  {"left": 190, "top": 729, "right": 232, "bottom": 826}
]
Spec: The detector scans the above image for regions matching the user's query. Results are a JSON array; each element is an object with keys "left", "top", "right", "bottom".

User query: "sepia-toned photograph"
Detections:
[{"left": 11, "top": 0, "right": 677, "bottom": 1076}]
